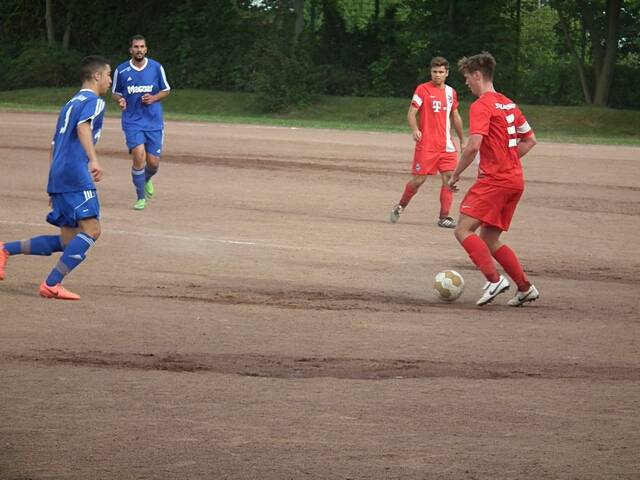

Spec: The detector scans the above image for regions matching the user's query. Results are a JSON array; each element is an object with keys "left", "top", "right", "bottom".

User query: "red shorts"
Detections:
[
  {"left": 411, "top": 150, "right": 457, "bottom": 175},
  {"left": 459, "top": 181, "right": 523, "bottom": 231}
]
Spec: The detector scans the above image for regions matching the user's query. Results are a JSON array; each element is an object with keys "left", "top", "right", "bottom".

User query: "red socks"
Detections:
[
  {"left": 399, "top": 182, "right": 418, "bottom": 208},
  {"left": 493, "top": 245, "right": 531, "bottom": 291},
  {"left": 461, "top": 235, "right": 500, "bottom": 282},
  {"left": 439, "top": 185, "right": 453, "bottom": 217}
]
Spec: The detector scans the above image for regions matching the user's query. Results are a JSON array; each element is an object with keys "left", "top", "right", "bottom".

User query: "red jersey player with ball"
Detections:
[
  {"left": 390, "top": 57, "right": 464, "bottom": 227},
  {"left": 449, "top": 52, "right": 539, "bottom": 307}
]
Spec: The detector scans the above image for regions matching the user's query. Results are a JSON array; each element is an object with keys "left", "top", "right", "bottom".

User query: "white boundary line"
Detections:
[{"left": 0, "top": 219, "right": 302, "bottom": 251}]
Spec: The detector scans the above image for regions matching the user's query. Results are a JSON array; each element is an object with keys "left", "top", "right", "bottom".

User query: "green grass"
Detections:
[{"left": 1, "top": 88, "right": 638, "bottom": 145}]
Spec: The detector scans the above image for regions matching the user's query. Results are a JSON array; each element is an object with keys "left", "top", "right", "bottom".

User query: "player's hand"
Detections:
[
  {"left": 448, "top": 173, "right": 460, "bottom": 192},
  {"left": 412, "top": 129, "right": 422, "bottom": 143},
  {"left": 118, "top": 97, "right": 127, "bottom": 110},
  {"left": 89, "top": 160, "right": 103, "bottom": 182},
  {"left": 141, "top": 93, "right": 154, "bottom": 105}
]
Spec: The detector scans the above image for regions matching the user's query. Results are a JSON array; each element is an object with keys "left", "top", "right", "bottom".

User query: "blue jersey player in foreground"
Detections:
[
  {"left": 112, "top": 34, "right": 171, "bottom": 210},
  {"left": 0, "top": 56, "right": 111, "bottom": 300}
]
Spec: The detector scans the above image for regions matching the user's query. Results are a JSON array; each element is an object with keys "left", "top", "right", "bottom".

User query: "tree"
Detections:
[{"left": 552, "top": 0, "right": 623, "bottom": 106}]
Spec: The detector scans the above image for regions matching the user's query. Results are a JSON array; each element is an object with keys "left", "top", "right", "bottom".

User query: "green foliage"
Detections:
[
  {"left": 0, "top": 0, "right": 638, "bottom": 109},
  {"left": 156, "top": 0, "right": 248, "bottom": 90},
  {"left": 250, "top": 39, "right": 325, "bottom": 113},
  {"left": 517, "top": 6, "right": 584, "bottom": 104},
  {"left": 1, "top": 42, "right": 83, "bottom": 90}
]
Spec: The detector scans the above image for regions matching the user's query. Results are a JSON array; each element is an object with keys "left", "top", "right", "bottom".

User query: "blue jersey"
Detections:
[
  {"left": 47, "top": 89, "right": 106, "bottom": 194},
  {"left": 112, "top": 58, "right": 170, "bottom": 131}
]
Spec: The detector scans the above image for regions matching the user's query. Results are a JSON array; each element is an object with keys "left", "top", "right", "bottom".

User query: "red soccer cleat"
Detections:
[
  {"left": 0, "top": 242, "right": 8, "bottom": 280},
  {"left": 39, "top": 281, "right": 81, "bottom": 300}
]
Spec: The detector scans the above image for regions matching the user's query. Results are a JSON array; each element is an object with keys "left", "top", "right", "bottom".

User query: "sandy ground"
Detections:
[{"left": 0, "top": 112, "right": 639, "bottom": 480}]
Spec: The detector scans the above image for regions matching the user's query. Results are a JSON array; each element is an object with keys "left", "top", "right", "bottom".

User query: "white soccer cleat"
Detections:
[
  {"left": 507, "top": 284, "right": 539, "bottom": 307},
  {"left": 437, "top": 216, "right": 456, "bottom": 228},
  {"left": 476, "top": 275, "right": 510, "bottom": 306},
  {"left": 390, "top": 204, "right": 403, "bottom": 223}
]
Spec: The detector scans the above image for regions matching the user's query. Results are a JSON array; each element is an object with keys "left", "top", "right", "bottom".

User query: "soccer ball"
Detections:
[{"left": 433, "top": 270, "right": 464, "bottom": 302}]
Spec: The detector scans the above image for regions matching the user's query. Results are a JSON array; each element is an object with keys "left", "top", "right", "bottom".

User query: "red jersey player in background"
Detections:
[
  {"left": 448, "top": 52, "right": 539, "bottom": 307},
  {"left": 390, "top": 57, "right": 464, "bottom": 227}
]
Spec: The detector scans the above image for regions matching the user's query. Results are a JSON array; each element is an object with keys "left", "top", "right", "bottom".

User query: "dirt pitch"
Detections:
[{"left": 0, "top": 112, "right": 639, "bottom": 480}]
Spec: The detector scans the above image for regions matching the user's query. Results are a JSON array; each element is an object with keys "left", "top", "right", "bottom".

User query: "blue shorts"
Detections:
[
  {"left": 124, "top": 129, "right": 164, "bottom": 157},
  {"left": 46, "top": 190, "right": 100, "bottom": 228}
]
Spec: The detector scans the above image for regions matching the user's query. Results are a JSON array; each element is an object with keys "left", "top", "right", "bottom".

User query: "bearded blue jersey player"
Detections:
[
  {"left": 112, "top": 34, "right": 171, "bottom": 210},
  {"left": 0, "top": 56, "right": 111, "bottom": 300}
]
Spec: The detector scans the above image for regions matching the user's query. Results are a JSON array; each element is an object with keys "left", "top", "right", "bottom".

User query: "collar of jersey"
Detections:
[{"left": 129, "top": 58, "right": 148, "bottom": 72}]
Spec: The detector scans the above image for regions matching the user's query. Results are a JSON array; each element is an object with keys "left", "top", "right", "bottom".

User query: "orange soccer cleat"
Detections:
[
  {"left": 0, "top": 242, "right": 8, "bottom": 280},
  {"left": 39, "top": 281, "right": 81, "bottom": 300}
]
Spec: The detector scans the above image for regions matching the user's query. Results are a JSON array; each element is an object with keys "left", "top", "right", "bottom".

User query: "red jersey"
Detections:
[
  {"left": 469, "top": 91, "right": 533, "bottom": 190},
  {"left": 411, "top": 81, "right": 458, "bottom": 153}
]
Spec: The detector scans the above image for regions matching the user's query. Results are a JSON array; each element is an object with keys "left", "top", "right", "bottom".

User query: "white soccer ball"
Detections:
[{"left": 433, "top": 270, "right": 464, "bottom": 302}]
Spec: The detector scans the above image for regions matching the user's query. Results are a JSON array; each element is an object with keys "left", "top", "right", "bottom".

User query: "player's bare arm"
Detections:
[
  {"left": 518, "top": 133, "right": 537, "bottom": 158},
  {"left": 77, "top": 121, "right": 103, "bottom": 182},
  {"left": 448, "top": 133, "right": 483, "bottom": 192},
  {"left": 142, "top": 89, "right": 170, "bottom": 105},
  {"left": 451, "top": 109, "right": 464, "bottom": 150},
  {"left": 407, "top": 105, "right": 421, "bottom": 142}
]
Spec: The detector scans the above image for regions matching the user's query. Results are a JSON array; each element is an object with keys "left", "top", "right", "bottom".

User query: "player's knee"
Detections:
[
  {"left": 147, "top": 157, "right": 160, "bottom": 170},
  {"left": 81, "top": 222, "right": 101, "bottom": 241},
  {"left": 411, "top": 176, "right": 426, "bottom": 188},
  {"left": 453, "top": 226, "right": 467, "bottom": 243}
]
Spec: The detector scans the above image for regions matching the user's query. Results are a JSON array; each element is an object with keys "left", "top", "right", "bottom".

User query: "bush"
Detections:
[
  {"left": 3, "top": 42, "right": 83, "bottom": 90},
  {"left": 608, "top": 64, "right": 640, "bottom": 110},
  {"left": 251, "top": 43, "right": 325, "bottom": 113}
]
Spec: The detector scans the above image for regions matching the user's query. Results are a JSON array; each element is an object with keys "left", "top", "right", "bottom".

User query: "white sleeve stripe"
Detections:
[
  {"left": 160, "top": 65, "right": 171, "bottom": 90},
  {"left": 411, "top": 94, "right": 422, "bottom": 107},
  {"left": 505, "top": 113, "right": 515, "bottom": 124},
  {"left": 76, "top": 99, "right": 105, "bottom": 126},
  {"left": 517, "top": 121, "right": 532, "bottom": 134},
  {"left": 112, "top": 68, "right": 119, "bottom": 93}
]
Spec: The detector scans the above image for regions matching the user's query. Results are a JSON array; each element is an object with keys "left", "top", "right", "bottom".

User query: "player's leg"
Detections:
[
  {"left": 454, "top": 214, "right": 501, "bottom": 284},
  {"left": 390, "top": 149, "right": 431, "bottom": 223},
  {"left": 0, "top": 235, "right": 64, "bottom": 280},
  {"left": 144, "top": 152, "right": 159, "bottom": 199},
  {"left": 400, "top": 174, "right": 427, "bottom": 207},
  {"left": 40, "top": 192, "right": 101, "bottom": 300},
  {"left": 143, "top": 130, "right": 163, "bottom": 199},
  {"left": 125, "top": 129, "right": 148, "bottom": 209},
  {"left": 131, "top": 144, "right": 147, "bottom": 210},
  {"left": 391, "top": 174, "right": 427, "bottom": 223},
  {"left": 454, "top": 206, "right": 509, "bottom": 305},
  {"left": 480, "top": 191, "right": 540, "bottom": 306},
  {"left": 437, "top": 171, "right": 456, "bottom": 228}
]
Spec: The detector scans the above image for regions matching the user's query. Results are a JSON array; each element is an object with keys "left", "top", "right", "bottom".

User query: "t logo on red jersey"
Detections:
[{"left": 432, "top": 100, "right": 442, "bottom": 112}]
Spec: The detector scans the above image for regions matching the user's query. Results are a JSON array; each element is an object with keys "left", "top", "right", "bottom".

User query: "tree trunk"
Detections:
[
  {"left": 62, "top": 8, "right": 72, "bottom": 49},
  {"left": 593, "top": 0, "right": 621, "bottom": 106},
  {"left": 555, "top": 4, "right": 592, "bottom": 104},
  {"left": 448, "top": 0, "right": 455, "bottom": 30},
  {"left": 293, "top": 0, "right": 305, "bottom": 44},
  {"left": 45, "top": 0, "right": 55, "bottom": 46},
  {"left": 514, "top": 0, "right": 521, "bottom": 97}
]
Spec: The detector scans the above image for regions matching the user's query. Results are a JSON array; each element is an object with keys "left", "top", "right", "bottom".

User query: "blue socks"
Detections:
[
  {"left": 45, "top": 232, "right": 95, "bottom": 286},
  {"left": 4, "top": 235, "right": 63, "bottom": 256},
  {"left": 145, "top": 165, "right": 158, "bottom": 182},
  {"left": 132, "top": 167, "right": 146, "bottom": 200}
]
